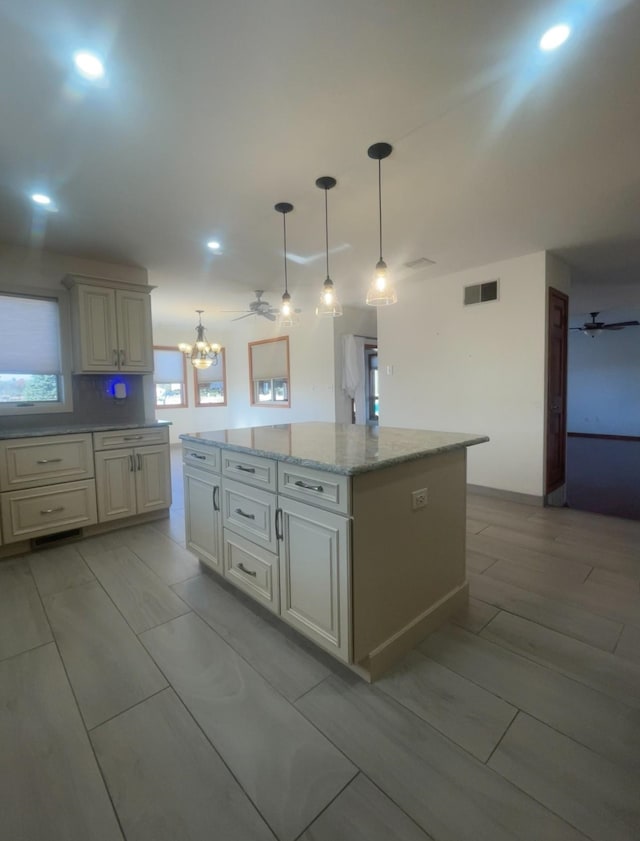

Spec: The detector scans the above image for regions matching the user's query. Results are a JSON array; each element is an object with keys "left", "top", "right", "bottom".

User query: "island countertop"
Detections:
[{"left": 180, "top": 422, "right": 488, "bottom": 475}]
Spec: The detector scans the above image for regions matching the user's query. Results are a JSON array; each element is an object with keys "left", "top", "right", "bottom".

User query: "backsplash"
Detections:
[{"left": 0, "top": 374, "right": 147, "bottom": 432}]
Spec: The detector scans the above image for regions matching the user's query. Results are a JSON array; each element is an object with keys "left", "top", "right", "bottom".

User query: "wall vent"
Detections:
[{"left": 464, "top": 279, "right": 499, "bottom": 306}]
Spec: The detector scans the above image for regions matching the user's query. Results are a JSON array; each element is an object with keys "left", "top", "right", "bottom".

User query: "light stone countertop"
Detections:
[
  {"left": 0, "top": 420, "right": 171, "bottom": 441},
  {"left": 180, "top": 422, "right": 489, "bottom": 475}
]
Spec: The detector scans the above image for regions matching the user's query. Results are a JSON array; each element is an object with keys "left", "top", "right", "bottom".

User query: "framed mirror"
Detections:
[{"left": 248, "top": 336, "right": 290, "bottom": 408}]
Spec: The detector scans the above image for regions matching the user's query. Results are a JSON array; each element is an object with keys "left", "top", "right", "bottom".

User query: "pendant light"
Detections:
[
  {"left": 275, "top": 202, "right": 294, "bottom": 328},
  {"left": 366, "top": 142, "right": 397, "bottom": 306},
  {"left": 315, "top": 176, "right": 343, "bottom": 317},
  {"left": 178, "top": 310, "right": 221, "bottom": 369}
]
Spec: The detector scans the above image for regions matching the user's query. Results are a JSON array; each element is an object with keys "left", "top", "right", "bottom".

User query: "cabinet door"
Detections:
[
  {"left": 184, "top": 465, "right": 222, "bottom": 573},
  {"left": 116, "top": 290, "right": 153, "bottom": 372},
  {"left": 135, "top": 445, "right": 171, "bottom": 514},
  {"left": 94, "top": 449, "right": 137, "bottom": 521},
  {"left": 75, "top": 286, "right": 119, "bottom": 371},
  {"left": 279, "top": 497, "right": 350, "bottom": 662}
]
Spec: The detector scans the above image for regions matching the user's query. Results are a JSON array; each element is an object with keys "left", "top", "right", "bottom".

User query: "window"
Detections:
[
  {"left": 153, "top": 346, "right": 188, "bottom": 408},
  {"left": 248, "top": 336, "right": 290, "bottom": 408},
  {"left": 0, "top": 290, "right": 71, "bottom": 415},
  {"left": 365, "top": 345, "right": 379, "bottom": 424},
  {"left": 194, "top": 347, "right": 227, "bottom": 407}
]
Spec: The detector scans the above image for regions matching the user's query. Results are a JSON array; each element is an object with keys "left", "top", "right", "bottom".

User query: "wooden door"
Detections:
[
  {"left": 546, "top": 288, "right": 569, "bottom": 494},
  {"left": 94, "top": 449, "right": 137, "bottom": 521},
  {"left": 76, "top": 285, "right": 119, "bottom": 371},
  {"left": 278, "top": 496, "right": 350, "bottom": 662},
  {"left": 116, "top": 290, "right": 153, "bottom": 372},
  {"left": 135, "top": 445, "right": 172, "bottom": 514},
  {"left": 184, "top": 465, "right": 223, "bottom": 573}
]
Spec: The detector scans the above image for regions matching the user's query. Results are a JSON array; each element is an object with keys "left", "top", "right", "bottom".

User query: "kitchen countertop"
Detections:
[
  {"left": 0, "top": 420, "right": 170, "bottom": 440},
  {"left": 180, "top": 422, "right": 488, "bottom": 475}
]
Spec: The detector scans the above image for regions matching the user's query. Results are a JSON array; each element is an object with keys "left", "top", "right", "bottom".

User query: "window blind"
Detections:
[
  {"left": 153, "top": 348, "right": 185, "bottom": 382},
  {"left": 0, "top": 294, "right": 61, "bottom": 374},
  {"left": 196, "top": 350, "right": 225, "bottom": 383},
  {"left": 251, "top": 340, "right": 287, "bottom": 379}
]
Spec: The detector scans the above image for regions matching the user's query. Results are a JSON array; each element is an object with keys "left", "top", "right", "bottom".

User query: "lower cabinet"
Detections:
[
  {"left": 278, "top": 496, "right": 350, "bottom": 661},
  {"left": 1, "top": 480, "right": 97, "bottom": 542},
  {"left": 184, "top": 464, "right": 223, "bottom": 573},
  {"left": 223, "top": 529, "right": 279, "bottom": 613},
  {"left": 95, "top": 444, "right": 171, "bottom": 522}
]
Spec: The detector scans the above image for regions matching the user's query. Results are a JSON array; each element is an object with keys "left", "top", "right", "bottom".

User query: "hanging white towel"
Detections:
[{"left": 342, "top": 333, "right": 362, "bottom": 399}]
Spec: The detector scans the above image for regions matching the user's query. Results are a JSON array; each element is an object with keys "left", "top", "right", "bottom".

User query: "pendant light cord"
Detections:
[
  {"left": 324, "top": 187, "right": 330, "bottom": 280},
  {"left": 282, "top": 212, "right": 288, "bottom": 294},
  {"left": 378, "top": 159, "right": 383, "bottom": 262}
]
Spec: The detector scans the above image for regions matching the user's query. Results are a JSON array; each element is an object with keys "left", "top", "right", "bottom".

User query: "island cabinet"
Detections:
[
  {"left": 62, "top": 276, "right": 154, "bottom": 373},
  {"left": 180, "top": 423, "right": 488, "bottom": 681},
  {"left": 93, "top": 427, "right": 171, "bottom": 522}
]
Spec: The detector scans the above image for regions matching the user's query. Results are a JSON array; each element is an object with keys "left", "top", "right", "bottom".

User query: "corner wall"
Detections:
[{"left": 378, "top": 252, "right": 548, "bottom": 496}]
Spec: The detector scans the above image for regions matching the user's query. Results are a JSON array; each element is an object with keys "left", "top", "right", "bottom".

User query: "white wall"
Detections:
[
  {"left": 379, "top": 252, "right": 549, "bottom": 496},
  {"left": 154, "top": 311, "right": 337, "bottom": 443},
  {"left": 567, "top": 279, "right": 640, "bottom": 435}
]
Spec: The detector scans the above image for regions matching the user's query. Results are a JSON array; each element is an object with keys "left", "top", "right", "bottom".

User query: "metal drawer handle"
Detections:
[
  {"left": 237, "top": 563, "right": 257, "bottom": 578},
  {"left": 295, "top": 480, "right": 324, "bottom": 493},
  {"left": 235, "top": 508, "right": 256, "bottom": 520},
  {"left": 129, "top": 454, "right": 135, "bottom": 472},
  {"left": 235, "top": 464, "right": 256, "bottom": 473},
  {"left": 124, "top": 435, "right": 144, "bottom": 441},
  {"left": 190, "top": 452, "right": 206, "bottom": 460},
  {"left": 137, "top": 453, "right": 142, "bottom": 471},
  {"left": 119, "top": 349, "right": 125, "bottom": 366},
  {"left": 40, "top": 507, "right": 64, "bottom": 515},
  {"left": 113, "top": 349, "right": 118, "bottom": 366},
  {"left": 36, "top": 458, "right": 63, "bottom": 465},
  {"left": 212, "top": 485, "right": 220, "bottom": 512},
  {"left": 275, "top": 508, "right": 283, "bottom": 541}
]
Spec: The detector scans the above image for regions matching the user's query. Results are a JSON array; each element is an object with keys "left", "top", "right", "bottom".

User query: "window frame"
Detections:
[
  {"left": 248, "top": 336, "right": 290, "bottom": 409},
  {"left": 193, "top": 347, "right": 227, "bottom": 408},
  {"left": 153, "top": 345, "right": 189, "bottom": 409},
  {"left": 0, "top": 284, "right": 73, "bottom": 417}
]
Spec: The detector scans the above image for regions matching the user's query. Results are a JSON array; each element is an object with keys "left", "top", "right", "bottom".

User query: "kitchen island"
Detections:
[{"left": 180, "top": 422, "right": 488, "bottom": 680}]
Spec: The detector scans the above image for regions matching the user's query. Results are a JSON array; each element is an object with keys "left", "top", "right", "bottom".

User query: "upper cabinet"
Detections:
[{"left": 63, "top": 276, "right": 154, "bottom": 373}]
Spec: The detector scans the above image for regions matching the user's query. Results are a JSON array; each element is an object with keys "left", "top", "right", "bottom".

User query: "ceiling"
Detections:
[{"left": 1, "top": 0, "right": 639, "bottom": 328}]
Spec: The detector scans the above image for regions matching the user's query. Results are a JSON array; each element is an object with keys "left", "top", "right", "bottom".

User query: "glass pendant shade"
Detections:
[
  {"left": 367, "top": 142, "right": 397, "bottom": 307},
  {"left": 315, "top": 176, "right": 342, "bottom": 318},
  {"left": 275, "top": 202, "right": 295, "bottom": 329},
  {"left": 178, "top": 311, "right": 220, "bottom": 369}
]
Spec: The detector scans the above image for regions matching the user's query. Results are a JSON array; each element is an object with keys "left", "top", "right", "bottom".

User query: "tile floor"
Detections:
[{"left": 1, "top": 448, "right": 639, "bottom": 840}]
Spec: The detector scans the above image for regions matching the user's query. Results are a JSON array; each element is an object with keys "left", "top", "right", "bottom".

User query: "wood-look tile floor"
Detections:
[{"left": 2, "top": 457, "right": 640, "bottom": 840}]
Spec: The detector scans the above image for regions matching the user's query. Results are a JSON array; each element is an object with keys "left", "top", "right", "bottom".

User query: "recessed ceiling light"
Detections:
[
  {"left": 207, "top": 240, "right": 221, "bottom": 251},
  {"left": 539, "top": 24, "right": 571, "bottom": 52},
  {"left": 73, "top": 51, "right": 105, "bottom": 80},
  {"left": 31, "top": 193, "right": 52, "bottom": 206}
]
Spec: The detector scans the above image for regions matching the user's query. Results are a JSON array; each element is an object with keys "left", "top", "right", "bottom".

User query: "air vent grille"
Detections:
[
  {"left": 464, "top": 279, "right": 499, "bottom": 306},
  {"left": 404, "top": 257, "right": 436, "bottom": 270}
]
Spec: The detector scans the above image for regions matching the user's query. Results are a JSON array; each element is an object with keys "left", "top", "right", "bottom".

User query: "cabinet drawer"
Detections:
[
  {"left": 1, "top": 480, "right": 97, "bottom": 543},
  {"left": 223, "top": 529, "right": 279, "bottom": 613},
  {"left": 222, "top": 477, "right": 277, "bottom": 552},
  {"left": 182, "top": 442, "right": 220, "bottom": 473},
  {"left": 221, "top": 450, "right": 276, "bottom": 491},
  {"left": 278, "top": 463, "right": 350, "bottom": 514},
  {"left": 93, "top": 426, "right": 169, "bottom": 451},
  {"left": 0, "top": 434, "right": 94, "bottom": 492}
]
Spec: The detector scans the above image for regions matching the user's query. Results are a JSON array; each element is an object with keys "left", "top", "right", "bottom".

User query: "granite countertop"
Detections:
[
  {"left": 0, "top": 420, "right": 171, "bottom": 440},
  {"left": 180, "top": 422, "right": 489, "bottom": 475}
]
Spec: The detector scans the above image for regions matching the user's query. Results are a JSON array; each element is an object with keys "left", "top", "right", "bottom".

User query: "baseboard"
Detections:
[{"left": 467, "top": 483, "right": 543, "bottom": 507}]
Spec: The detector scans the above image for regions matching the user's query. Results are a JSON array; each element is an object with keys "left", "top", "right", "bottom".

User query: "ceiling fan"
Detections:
[
  {"left": 223, "top": 290, "right": 301, "bottom": 322},
  {"left": 571, "top": 311, "right": 640, "bottom": 336}
]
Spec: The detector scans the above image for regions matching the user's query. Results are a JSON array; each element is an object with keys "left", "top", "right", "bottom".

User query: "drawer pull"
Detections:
[
  {"left": 113, "top": 349, "right": 118, "bottom": 366},
  {"left": 295, "top": 480, "right": 324, "bottom": 493},
  {"left": 40, "top": 507, "right": 64, "bottom": 515},
  {"left": 212, "top": 485, "right": 220, "bottom": 512},
  {"left": 137, "top": 453, "right": 142, "bottom": 471},
  {"left": 237, "top": 563, "right": 257, "bottom": 578},
  {"left": 189, "top": 452, "right": 206, "bottom": 460},
  {"left": 36, "top": 458, "right": 63, "bottom": 465},
  {"left": 129, "top": 454, "right": 135, "bottom": 472},
  {"left": 235, "top": 464, "right": 256, "bottom": 474},
  {"left": 124, "top": 435, "right": 144, "bottom": 441},
  {"left": 235, "top": 508, "right": 256, "bottom": 520},
  {"left": 119, "top": 349, "right": 125, "bottom": 366}
]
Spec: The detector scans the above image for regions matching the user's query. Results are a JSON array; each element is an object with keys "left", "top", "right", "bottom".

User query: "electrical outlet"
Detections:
[{"left": 412, "top": 488, "right": 428, "bottom": 510}]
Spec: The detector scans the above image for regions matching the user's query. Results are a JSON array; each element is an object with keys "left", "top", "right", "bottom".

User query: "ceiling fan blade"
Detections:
[
  {"left": 265, "top": 312, "right": 277, "bottom": 321},
  {"left": 231, "top": 312, "right": 255, "bottom": 321},
  {"left": 602, "top": 321, "right": 640, "bottom": 329}
]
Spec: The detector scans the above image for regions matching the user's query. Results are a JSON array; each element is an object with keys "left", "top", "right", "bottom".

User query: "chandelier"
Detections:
[{"left": 178, "top": 310, "right": 221, "bottom": 369}]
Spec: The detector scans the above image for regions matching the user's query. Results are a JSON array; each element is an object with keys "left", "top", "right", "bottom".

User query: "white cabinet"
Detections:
[
  {"left": 94, "top": 431, "right": 171, "bottom": 523},
  {"left": 278, "top": 496, "right": 350, "bottom": 660},
  {"left": 63, "top": 277, "right": 154, "bottom": 373},
  {"left": 184, "top": 464, "right": 223, "bottom": 574}
]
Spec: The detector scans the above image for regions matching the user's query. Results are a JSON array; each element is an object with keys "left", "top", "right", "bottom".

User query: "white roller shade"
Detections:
[
  {"left": 251, "top": 339, "right": 287, "bottom": 379},
  {"left": 0, "top": 294, "right": 61, "bottom": 374},
  {"left": 153, "top": 348, "right": 185, "bottom": 382},
  {"left": 196, "top": 350, "right": 225, "bottom": 383}
]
